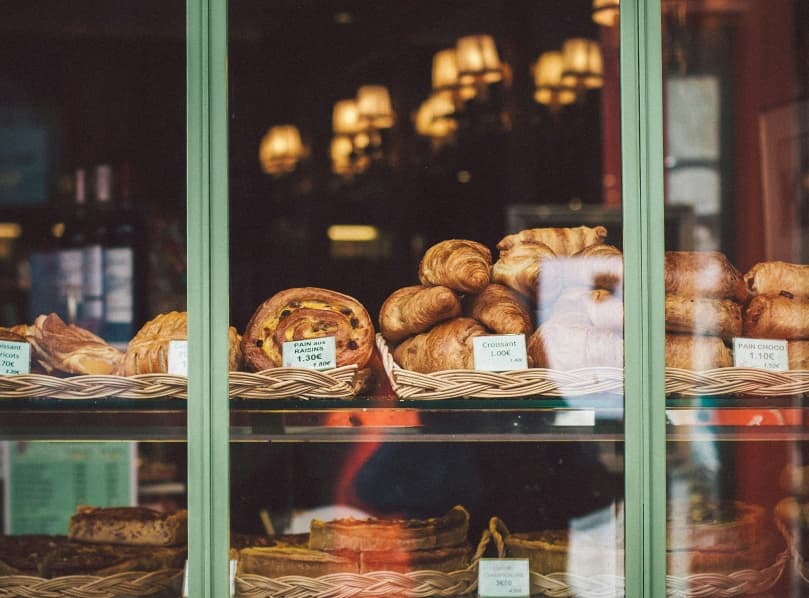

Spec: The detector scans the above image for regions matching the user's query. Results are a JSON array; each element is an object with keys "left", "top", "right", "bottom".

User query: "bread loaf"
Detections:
[
  {"left": 418, "top": 239, "right": 492, "bottom": 294},
  {"left": 241, "top": 287, "right": 375, "bottom": 370},
  {"left": 379, "top": 285, "right": 461, "bottom": 343}
]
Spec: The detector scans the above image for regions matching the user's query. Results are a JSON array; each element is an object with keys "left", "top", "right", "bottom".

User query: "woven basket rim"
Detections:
[{"left": 0, "top": 568, "right": 183, "bottom": 598}]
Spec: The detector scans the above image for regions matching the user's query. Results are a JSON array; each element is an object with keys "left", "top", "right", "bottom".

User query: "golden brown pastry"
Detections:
[
  {"left": 497, "top": 225, "right": 608, "bottom": 257},
  {"left": 360, "top": 545, "right": 471, "bottom": 573},
  {"left": 378, "top": 285, "right": 461, "bottom": 343},
  {"left": 744, "top": 261, "right": 809, "bottom": 298},
  {"left": 566, "top": 243, "right": 623, "bottom": 291},
  {"left": 743, "top": 294, "right": 809, "bottom": 340},
  {"left": 241, "top": 287, "right": 375, "bottom": 370},
  {"left": 309, "top": 505, "right": 470, "bottom": 553},
  {"left": 665, "top": 334, "right": 732, "bottom": 370},
  {"left": 789, "top": 341, "right": 809, "bottom": 369},
  {"left": 119, "top": 311, "right": 242, "bottom": 375},
  {"left": 392, "top": 318, "right": 487, "bottom": 373},
  {"left": 68, "top": 506, "right": 187, "bottom": 546},
  {"left": 0, "top": 327, "right": 27, "bottom": 343},
  {"left": 527, "top": 311, "right": 623, "bottom": 369},
  {"left": 665, "top": 295, "right": 742, "bottom": 341},
  {"left": 492, "top": 242, "right": 559, "bottom": 305},
  {"left": 418, "top": 239, "right": 492, "bottom": 294},
  {"left": 465, "top": 284, "right": 533, "bottom": 335},
  {"left": 26, "top": 313, "right": 123, "bottom": 375},
  {"left": 664, "top": 251, "right": 747, "bottom": 303}
]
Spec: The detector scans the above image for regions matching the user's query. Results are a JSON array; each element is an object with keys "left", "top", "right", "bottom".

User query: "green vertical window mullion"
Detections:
[
  {"left": 187, "top": 0, "right": 231, "bottom": 596},
  {"left": 621, "top": 0, "right": 666, "bottom": 597}
]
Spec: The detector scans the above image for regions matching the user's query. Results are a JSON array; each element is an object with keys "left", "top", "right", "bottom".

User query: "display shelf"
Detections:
[{"left": 1, "top": 394, "right": 807, "bottom": 441}]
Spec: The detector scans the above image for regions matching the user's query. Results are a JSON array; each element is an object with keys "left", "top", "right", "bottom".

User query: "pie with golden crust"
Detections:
[{"left": 68, "top": 506, "right": 187, "bottom": 546}]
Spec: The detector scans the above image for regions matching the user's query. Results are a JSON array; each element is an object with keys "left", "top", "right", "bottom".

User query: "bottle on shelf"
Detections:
[
  {"left": 79, "top": 165, "right": 108, "bottom": 335},
  {"left": 56, "top": 169, "right": 89, "bottom": 324},
  {"left": 98, "top": 163, "right": 144, "bottom": 349}
]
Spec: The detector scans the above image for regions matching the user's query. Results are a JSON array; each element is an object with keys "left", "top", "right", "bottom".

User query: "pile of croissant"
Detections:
[
  {"left": 1, "top": 226, "right": 807, "bottom": 377},
  {"left": 379, "top": 225, "right": 626, "bottom": 373}
]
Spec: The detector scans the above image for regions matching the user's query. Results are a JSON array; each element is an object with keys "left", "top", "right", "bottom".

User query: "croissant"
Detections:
[
  {"left": 119, "top": 311, "right": 242, "bottom": 375},
  {"left": 664, "top": 251, "right": 747, "bottom": 302},
  {"left": 378, "top": 285, "right": 461, "bottom": 343},
  {"left": 665, "top": 334, "right": 732, "bottom": 370},
  {"left": 497, "top": 226, "right": 608, "bottom": 257},
  {"left": 492, "top": 242, "right": 560, "bottom": 305},
  {"left": 392, "top": 317, "right": 487, "bottom": 373},
  {"left": 26, "top": 313, "right": 123, "bottom": 375},
  {"left": 527, "top": 311, "right": 623, "bottom": 369},
  {"left": 241, "top": 287, "right": 375, "bottom": 370},
  {"left": 567, "top": 244, "right": 623, "bottom": 291},
  {"left": 743, "top": 294, "right": 809, "bottom": 340},
  {"left": 465, "top": 284, "right": 533, "bottom": 335},
  {"left": 418, "top": 239, "right": 492, "bottom": 294},
  {"left": 665, "top": 295, "right": 742, "bottom": 341},
  {"left": 744, "top": 261, "right": 809, "bottom": 298},
  {"left": 550, "top": 288, "right": 624, "bottom": 333}
]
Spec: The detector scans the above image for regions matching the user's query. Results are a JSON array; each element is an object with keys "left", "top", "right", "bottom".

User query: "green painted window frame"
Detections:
[{"left": 184, "top": 1, "right": 668, "bottom": 596}]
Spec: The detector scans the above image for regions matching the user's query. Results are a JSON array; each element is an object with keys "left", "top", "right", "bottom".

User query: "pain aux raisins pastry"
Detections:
[{"left": 241, "top": 287, "right": 375, "bottom": 371}]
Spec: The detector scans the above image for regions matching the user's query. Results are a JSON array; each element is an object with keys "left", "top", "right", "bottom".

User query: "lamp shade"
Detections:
[
  {"left": 356, "top": 85, "right": 394, "bottom": 128},
  {"left": 561, "top": 38, "right": 604, "bottom": 89},
  {"left": 532, "top": 51, "right": 577, "bottom": 106},
  {"left": 432, "top": 49, "right": 459, "bottom": 89},
  {"left": 415, "top": 92, "right": 457, "bottom": 139},
  {"left": 332, "top": 99, "right": 363, "bottom": 135},
  {"left": 259, "top": 125, "right": 304, "bottom": 174},
  {"left": 592, "top": 0, "right": 620, "bottom": 27},
  {"left": 456, "top": 34, "right": 503, "bottom": 84}
]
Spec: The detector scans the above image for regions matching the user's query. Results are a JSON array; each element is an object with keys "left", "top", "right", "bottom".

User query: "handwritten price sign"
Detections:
[
  {"left": 283, "top": 337, "right": 337, "bottom": 370},
  {"left": 473, "top": 335, "right": 528, "bottom": 371},
  {"left": 478, "top": 559, "right": 530, "bottom": 597},
  {"left": 0, "top": 341, "right": 30, "bottom": 375},
  {"left": 733, "top": 338, "right": 789, "bottom": 371}
]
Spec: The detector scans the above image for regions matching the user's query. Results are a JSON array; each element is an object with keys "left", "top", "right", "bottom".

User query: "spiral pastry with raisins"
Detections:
[{"left": 241, "top": 287, "right": 375, "bottom": 371}]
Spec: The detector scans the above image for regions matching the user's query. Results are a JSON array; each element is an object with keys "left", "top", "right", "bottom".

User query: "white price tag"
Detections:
[
  {"left": 478, "top": 558, "right": 530, "bottom": 597},
  {"left": 282, "top": 337, "right": 337, "bottom": 370},
  {"left": 168, "top": 340, "right": 189, "bottom": 375},
  {"left": 182, "top": 560, "right": 189, "bottom": 597},
  {"left": 230, "top": 559, "right": 238, "bottom": 597},
  {"left": 0, "top": 341, "right": 30, "bottom": 375},
  {"left": 733, "top": 337, "right": 789, "bottom": 371},
  {"left": 473, "top": 335, "right": 527, "bottom": 371}
]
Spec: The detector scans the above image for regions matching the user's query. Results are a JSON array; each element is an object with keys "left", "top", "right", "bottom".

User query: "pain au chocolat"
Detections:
[
  {"left": 241, "top": 287, "right": 375, "bottom": 370},
  {"left": 664, "top": 251, "right": 747, "bottom": 303}
]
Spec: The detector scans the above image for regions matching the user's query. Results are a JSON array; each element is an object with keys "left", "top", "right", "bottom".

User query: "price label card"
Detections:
[
  {"left": 282, "top": 337, "right": 337, "bottom": 370},
  {"left": 168, "top": 340, "right": 189, "bottom": 375},
  {"left": 478, "top": 558, "right": 530, "bottom": 598},
  {"left": 0, "top": 341, "right": 30, "bottom": 375},
  {"left": 733, "top": 338, "right": 789, "bottom": 371},
  {"left": 473, "top": 335, "right": 528, "bottom": 371}
]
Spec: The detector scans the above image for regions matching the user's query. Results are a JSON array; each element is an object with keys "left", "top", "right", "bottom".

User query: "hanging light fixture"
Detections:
[
  {"left": 356, "top": 85, "right": 395, "bottom": 129},
  {"left": 532, "top": 51, "right": 577, "bottom": 109},
  {"left": 332, "top": 99, "right": 364, "bottom": 135},
  {"left": 259, "top": 124, "right": 304, "bottom": 176},
  {"left": 592, "top": 0, "right": 620, "bottom": 27},
  {"left": 432, "top": 48, "right": 477, "bottom": 102},
  {"left": 415, "top": 92, "right": 457, "bottom": 140},
  {"left": 561, "top": 38, "right": 604, "bottom": 90},
  {"left": 455, "top": 34, "right": 504, "bottom": 86}
]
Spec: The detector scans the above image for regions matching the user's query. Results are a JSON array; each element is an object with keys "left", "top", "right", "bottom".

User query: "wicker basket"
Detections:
[
  {"left": 0, "top": 569, "right": 182, "bottom": 598},
  {"left": 0, "top": 365, "right": 362, "bottom": 401},
  {"left": 378, "top": 334, "right": 809, "bottom": 400},
  {"left": 489, "top": 516, "right": 787, "bottom": 598},
  {"left": 234, "top": 529, "right": 492, "bottom": 598}
]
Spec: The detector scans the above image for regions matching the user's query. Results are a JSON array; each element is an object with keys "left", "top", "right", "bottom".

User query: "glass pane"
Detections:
[
  {"left": 662, "top": 1, "right": 807, "bottom": 594},
  {"left": 0, "top": 0, "right": 188, "bottom": 586},
  {"left": 229, "top": 1, "right": 626, "bottom": 594}
]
